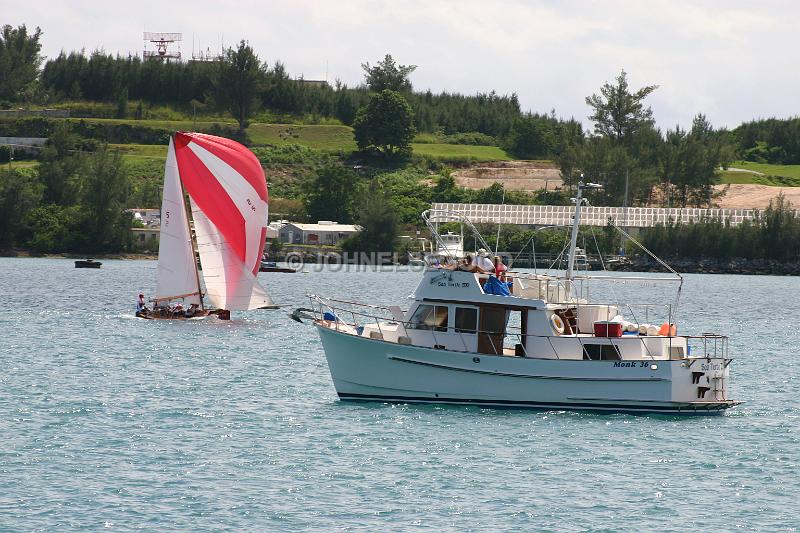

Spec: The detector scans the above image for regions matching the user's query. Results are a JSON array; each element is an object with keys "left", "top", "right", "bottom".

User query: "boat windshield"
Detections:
[{"left": 409, "top": 304, "right": 449, "bottom": 332}]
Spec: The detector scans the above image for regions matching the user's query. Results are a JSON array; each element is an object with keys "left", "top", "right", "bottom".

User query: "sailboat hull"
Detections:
[
  {"left": 316, "top": 325, "right": 737, "bottom": 415},
  {"left": 135, "top": 309, "right": 230, "bottom": 320}
]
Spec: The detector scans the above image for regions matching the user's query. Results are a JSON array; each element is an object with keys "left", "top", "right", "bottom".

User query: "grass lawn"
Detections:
[
  {"left": 71, "top": 118, "right": 356, "bottom": 152},
  {"left": 4, "top": 160, "right": 38, "bottom": 169},
  {"left": 247, "top": 124, "right": 357, "bottom": 151},
  {"left": 410, "top": 143, "right": 512, "bottom": 162},
  {"left": 110, "top": 143, "right": 168, "bottom": 158},
  {"left": 56, "top": 118, "right": 519, "bottom": 162},
  {"left": 718, "top": 161, "right": 800, "bottom": 186}
]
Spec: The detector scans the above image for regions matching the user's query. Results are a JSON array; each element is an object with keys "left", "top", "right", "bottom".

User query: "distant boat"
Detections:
[
  {"left": 136, "top": 132, "right": 275, "bottom": 320},
  {"left": 75, "top": 259, "right": 102, "bottom": 268},
  {"left": 435, "top": 230, "right": 465, "bottom": 260},
  {"left": 259, "top": 260, "right": 298, "bottom": 273}
]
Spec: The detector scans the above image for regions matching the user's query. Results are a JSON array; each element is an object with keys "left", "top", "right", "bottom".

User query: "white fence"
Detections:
[{"left": 432, "top": 203, "right": 767, "bottom": 228}]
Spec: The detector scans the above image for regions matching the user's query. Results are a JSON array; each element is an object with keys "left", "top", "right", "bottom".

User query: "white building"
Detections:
[
  {"left": 279, "top": 221, "right": 361, "bottom": 245},
  {"left": 131, "top": 227, "right": 160, "bottom": 247},
  {"left": 128, "top": 208, "right": 161, "bottom": 227}
]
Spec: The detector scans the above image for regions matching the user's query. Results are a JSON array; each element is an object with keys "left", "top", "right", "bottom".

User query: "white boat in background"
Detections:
[
  {"left": 436, "top": 231, "right": 465, "bottom": 259},
  {"left": 137, "top": 132, "right": 274, "bottom": 319},
  {"left": 305, "top": 182, "right": 739, "bottom": 414}
]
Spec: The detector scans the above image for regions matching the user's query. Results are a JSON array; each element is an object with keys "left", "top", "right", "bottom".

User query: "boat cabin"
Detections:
[{"left": 354, "top": 269, "right": 690, "bottom": 362}]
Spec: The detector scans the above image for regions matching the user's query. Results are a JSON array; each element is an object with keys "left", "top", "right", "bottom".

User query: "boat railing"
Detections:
[
  {"left": 307, "top": 295, "right": 729, "bottom": 361},
  {"left": 684, "top": 334, "right": 729, "bottom": 360},
  {"left": 490, "top": 272, "right": 675, "bottom": 323}
]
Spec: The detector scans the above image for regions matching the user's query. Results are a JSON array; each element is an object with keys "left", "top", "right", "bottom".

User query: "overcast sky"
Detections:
[{"left": 8, "top": 0, "right": 799, "bottom": 130}]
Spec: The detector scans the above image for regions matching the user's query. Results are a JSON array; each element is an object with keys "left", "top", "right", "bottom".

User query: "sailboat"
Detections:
[{"left": 136, "top": 132, "right": 274, "bottom": 320}]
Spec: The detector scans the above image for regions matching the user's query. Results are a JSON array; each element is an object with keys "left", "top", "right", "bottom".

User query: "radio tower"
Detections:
[{"left": 143, "top": 32, "right": 182, "bottom": 60}]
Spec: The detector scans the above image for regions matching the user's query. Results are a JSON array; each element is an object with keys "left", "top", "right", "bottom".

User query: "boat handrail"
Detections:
[
  {"left": 505, "top": 271, "right": 682, "bottom": 282},
  {"left": 312, "top": 292, "right": 674, "bottom": 326},
  {"left": 307, "top": 294, "right": 397, "bottom": 313},
  {"left": 308, "top": 295, "right": 729, "bottom": 360}
]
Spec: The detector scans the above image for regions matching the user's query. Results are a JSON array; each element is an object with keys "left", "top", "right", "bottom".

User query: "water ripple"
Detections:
[{"left": 0, "top": 258, "right": 798, "bottom": 530}]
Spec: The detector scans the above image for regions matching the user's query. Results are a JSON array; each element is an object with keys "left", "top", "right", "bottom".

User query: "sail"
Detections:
[
  {"left": 154, "top": 139, "right": 202, "bottom": 305},
  {"left": 173, "top": 132, "right": 273, "bottom": 310}
]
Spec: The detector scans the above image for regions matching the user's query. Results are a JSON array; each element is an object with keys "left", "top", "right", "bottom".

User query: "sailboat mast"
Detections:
[
  {"left": 186, "top": 191, "right": 204, "bottom": 311},
  {"left": 175, "top": 133, "right": 206, "bottom": 311}
]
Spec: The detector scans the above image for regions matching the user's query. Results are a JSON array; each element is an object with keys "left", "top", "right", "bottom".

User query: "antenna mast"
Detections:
[
  {"left": 566, "top": 177, "right": 602, "bottom": 280},
  {"left": 143, "top": 32, "right": 182, "bottom": 60}
]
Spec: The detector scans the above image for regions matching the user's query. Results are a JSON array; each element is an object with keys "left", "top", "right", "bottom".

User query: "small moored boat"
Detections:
[
  {"left": 75, "top": 259, "right": 102, "bottom": 268},
  {"left": 259, "top": 260, "right": 298, "bottom": 273}
]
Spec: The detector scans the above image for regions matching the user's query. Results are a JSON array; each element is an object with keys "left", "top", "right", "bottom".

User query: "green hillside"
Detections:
[
  {"left": 718, "top": 161, "right": 800, "bottom": 186},
  {"left": 73, "top": 118, "right": 506, "bottom": 162}
]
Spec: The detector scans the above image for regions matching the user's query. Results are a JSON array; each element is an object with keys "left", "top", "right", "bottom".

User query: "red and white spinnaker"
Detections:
[{"left": 155, "top": 132, "right": 273, "bottom": 310}]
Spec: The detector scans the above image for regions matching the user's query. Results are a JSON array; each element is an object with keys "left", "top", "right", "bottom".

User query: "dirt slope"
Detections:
[
  {"left": 713, "top": 184, "right": 800, "bottom": 209},
  {"left": 451, "top": 160, "right": 798, "bottom": 208},
  {"left": 452, "top": 161, "right": 562, "bottom": 191}
]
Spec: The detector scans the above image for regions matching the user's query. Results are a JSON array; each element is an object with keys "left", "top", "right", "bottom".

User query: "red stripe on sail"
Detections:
[
  {"left": 174, "top": 135, "right": 247, "bottom": 263},
  {"left": 254, "top": 227, "right": 267, "bottom": 276},
  {"left": 176, "top": 132, "right": 268, "bottom": 203}
]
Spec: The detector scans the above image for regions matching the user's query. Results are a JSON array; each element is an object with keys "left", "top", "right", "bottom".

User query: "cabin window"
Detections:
[
  {"left": 582, "top": 343, "right": 621, "bottom": 361},
  {"left": 409, "top": 304, "right": 449, "bottom": 332},
  {"left": 454, "top": 307, "right": 477, "bottom": 333}
]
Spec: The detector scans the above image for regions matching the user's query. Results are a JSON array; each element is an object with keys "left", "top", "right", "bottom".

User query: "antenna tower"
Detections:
[{"left": 143, "top": 32, "right": 182, "bottom": 60}]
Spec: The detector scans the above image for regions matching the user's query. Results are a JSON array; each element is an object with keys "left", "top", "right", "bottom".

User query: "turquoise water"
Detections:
[{"left": 0, "top": 258, "right": 797, "bottom": 531}]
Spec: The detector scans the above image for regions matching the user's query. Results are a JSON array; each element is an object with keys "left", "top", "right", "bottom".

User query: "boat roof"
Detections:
[{"left": 415, "top": 269, "right": 548, "bottom": 309}]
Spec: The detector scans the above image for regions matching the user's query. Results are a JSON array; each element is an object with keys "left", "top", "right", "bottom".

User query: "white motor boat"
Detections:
[
  {"left": 436, "top": 230, "right": 465, "bottom": 259},
  {"left": 306, "top": 182, "right": 739, "bottom": 414}
]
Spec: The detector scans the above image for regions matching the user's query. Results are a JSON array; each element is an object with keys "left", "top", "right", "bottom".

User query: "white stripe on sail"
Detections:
[
  {"left": 190, "top": 200, "right": 273, "bottom": 310},
  {"left": 184, "top": 141, "right": 272, "bottom": 310},
  {"left": 187, "top": 141, "right": 268, "bottom": 272},
  {"left": 155, "top": 139, "right": 201, "bottom": 305}
]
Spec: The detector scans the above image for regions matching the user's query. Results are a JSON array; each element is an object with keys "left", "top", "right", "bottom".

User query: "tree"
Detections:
[
  {"left": 503, "top": 114, "right": 557, "bottom": 159},
  {"left": 353, "top": 89, "right": 416, "bottom": 156},
  {"left": 661, "top": 115, "right": 729, "bottom": 207},
  {"left": 213, "top": 40, "right": 264, "bottom": 133},
  {"left": 0, "top": 24, "right": 43, "bottom": 101},
  {"left": 304, "top": 164, "right": 359, "bottom": 223},
  {"left": 79, "top": 145, "right": 131, "bottom": 251},
  {"left": 431, "top": 172, "right": 465, "bottom": 203},
  {"left": 115, "top": 86, "right": 128, "bottom": 118},
  {"left": 361, "top": 54, "right": 416, "bottom": 92},
  {"left": 0, "top": 168, "right": 43, "bottom": 249},
  {"left": 472, "top": 182, "right": 506, "bottom": 204},
  {"left": 26, "top": 204, "right": 72, "bottom": 252},
  {"left": 585, "top": 69, "right": 658, "bottom": 145},
  {"left": 38, "top": 122, "right": 85, "bottom": 206},
  {"left": 341, "top": 182, "right": 398, "bottom": 253}
]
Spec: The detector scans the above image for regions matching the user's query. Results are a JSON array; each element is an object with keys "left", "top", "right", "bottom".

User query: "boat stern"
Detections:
[{"left": 668, "top": 355, "right": 737, "bottom": 409}]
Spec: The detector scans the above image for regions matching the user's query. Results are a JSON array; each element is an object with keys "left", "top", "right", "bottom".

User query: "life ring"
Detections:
[{"left": 550, "top": 313, "right": 565, "bottom": 335}]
